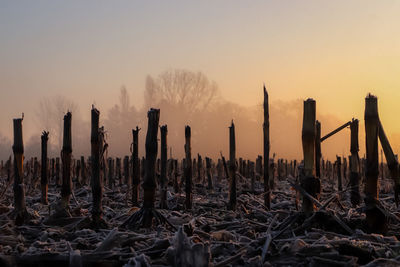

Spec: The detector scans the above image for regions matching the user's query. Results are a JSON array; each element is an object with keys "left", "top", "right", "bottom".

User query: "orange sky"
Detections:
[{"left": 1, "top": 1, "right": 400, "bottom": 160}]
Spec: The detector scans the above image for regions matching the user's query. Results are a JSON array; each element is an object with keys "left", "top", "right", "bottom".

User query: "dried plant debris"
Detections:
[{"left": 0, "top": 170, "right": 399, "bottom": 267}]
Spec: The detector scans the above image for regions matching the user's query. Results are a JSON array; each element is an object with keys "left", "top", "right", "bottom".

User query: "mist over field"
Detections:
[{"left": 0, "top": 69, "right": 376, "bottom": 162}]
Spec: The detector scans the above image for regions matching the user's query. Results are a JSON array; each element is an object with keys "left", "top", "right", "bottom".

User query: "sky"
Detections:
[{"left": 1, "top": 1, "right": 400, "bottom": 159}]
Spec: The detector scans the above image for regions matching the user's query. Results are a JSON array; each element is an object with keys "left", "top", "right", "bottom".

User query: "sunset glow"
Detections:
[{"left": 1, "top": 1, "right": 400, "bottom": 160}]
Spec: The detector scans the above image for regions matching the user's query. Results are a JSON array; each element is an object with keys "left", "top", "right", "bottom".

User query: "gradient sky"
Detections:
[{"left": 1, "top": 1, "right": 400, "bottom": 146}]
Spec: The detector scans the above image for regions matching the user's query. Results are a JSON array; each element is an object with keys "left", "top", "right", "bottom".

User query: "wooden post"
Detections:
[
  {"left": 378, "top": 119, "right": 400, "bottom": 205},
  {"left": 365, "top": 95, "right": 379, "bottom": 199},
  {"left": 197, "top": 154, "right": 202, "bottom": 183},
  {"left": 221, "top": 152, "right": 229, "bottom": 181},
  {"left": 263, "top": 85, "right": 270, "bottom": 209},
  {"left": 156, "top": 158, "right": 161, "bottom": 178},
  {"left": 185, "top": 126, "right": 193, "bottom": 210},
  {"left": 6, "top": 156, "right": 11, "bottom": 183},
  {"left": 269, "top": 159, "right": 275, "bottom": 190},
  {"left": 141, "top": 109, "right": 160, "bottom": 224},
  {"left": 301, "top": 99, "right": 320, "bottom": 213},
  {"left": 61, "top": 112, "right": 72, "bottom": 213},
  {"left": 249, "top": 161, "right": 255, "bottom": 191},
  {"left": 321, "top": 121, "right": 352, "bottom": 143},
  {"left": 115, "top": 157, "right": 121, "bottom": 185},
  {"left": 41, "top": 131, "right": 49, "bottom": 204},
  {"left": 277, "top": 159, "right": 281, "bottom": 180},
  {"left": 349, "top": 119, "right": 361, "bottom": 206},
  {"left": 228, "top": 120, "right": 237, "bottom": 211},
  {"left": 13, "top": 117, "right": 29, "bottom": 225},
  {"left": 193, "top": 159, "right": 197, "bottom": 180},
  {"left": 321, "top": 159, "right": 325, "bottom": 178},
  {"left": 336, "top": 156, "right": 342, "bottom": 191},
  {"left": 343, "top": 157, "right": 347, "bottom": 184},
  {"left": 108, "top": 157, "right": 114, "bottom": 189},
  {"left": 173, "top": 160, "right": 179, "bottom": 193},
  {"left": 285, "top": 159, "right": 288, "bottom": 178},
  {"left": 160, "top": 125, "right": 168, "bottom": 209},
  {"left": 380, "top": 150, "right": 384, "bottom": 179},
  {"left": 131, "top": 127, "right": 140, "bottom": 206},
  {"left": 206, "top": 157, "right": 213, "bottom": 189},
  {"left": 55, "top": 157, "right": 60, "bottom": 186},
  {"left": 239, "top": 158, "right": 243, "bottom": 177},
  {"left": 50, "top": 158, "right": 55, "bottom": 183},
  {"left": 364, "top": 94, "right": 387, "bottom": 233},
  {"left": 217, "top": 159, "right": 223, "bottom": 181},
  {"left": 256, "top": 156, "right": 262, "bottom": 176},
  {"left": 122, "top": 156, "right": 128, "bottom": 185},
  {"left": 102, "top": 156, "right": 107, "bottom": 185},
  {"left": 91, "top": 107, "right": 104, "bottom": 226},
  {"left": 315, "top": 121, "right": 321, "bottom": 178},
  {"left": 72, "top": 160, "right": 76, "bottom": 182}
]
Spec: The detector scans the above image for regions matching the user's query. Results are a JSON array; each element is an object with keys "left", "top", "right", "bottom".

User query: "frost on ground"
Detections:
[{"left": 0, "top": 172, "right": 399, "bottom": 267}]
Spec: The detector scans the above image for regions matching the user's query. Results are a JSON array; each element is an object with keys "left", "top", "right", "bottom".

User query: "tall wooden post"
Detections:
[
  {"left": 343, "top": 157, "right": 347, "bottom": 184},
  {"left": 364, "top": 94, "right": 387, "bottom": 233},
  {"left": 55, "top": 157, "right": 60, "bottom": 186},
  {"left": 41, "top": 131, "right": 49, "bottom": 204},
  {"left": 141, "top": 109, "right": 160, "bottom": 227},
  {"left": 122, "top": 156, "right": 129, "bottom": 187},
  {"left": 160, "top": 125, "right": 168, "bottom": 209},
  {"left": 115, "top": 158, "right": 120, "bottom": 185},
  {"left": 301, "top": 99, "right": 320, "bottom": 213},
  {"left": 349, "top": 119, "right": 361, "bottom": 206},
  {"left": 228, "top": 121, "right": 237, "bottom": 211},
  {"left": 108, "top": 157, "right": 114, "bottom": 189},
  {"left": 206, "top": 157, "right": 213, "bottom": 189},
  {"left": 173, "top": 160, "right": 179, "bottom": 193},
  {"left": 256, "top": 156, "right": 261, "bottom": 177},
  {"left": 263, "top": 85, "right": 270, "bottom": 209},
  {"left": 13, "top": 117, "right": 29, "bottom": 225},
  {"left": 277, "top": 159, "right": 281, "bottom": 180},
  {"left": 250, "top": 160, "right": 255, "bottom": 192},
  {"left": 365, "top": 95, "right": 379, "bottom": 199},
  {"left": 91, "top": 107, "right": 104, "bottom": 226},
  {"left": 380, "top": 150, "right": 384, "bottom": 179},
  {"left": 61, "top": 112, "right": 72, "bottom": 213},
  {"left": 239, "top": 158, "right": 243, "bottom": 177},
  {"left": 131, "top": 127, "right": 140, "bottom": 206},
  {"left": 185, "top": 126, "right": 193, "bottom": 210},
  {"left": 102, "top": 156, "right": 107, "bottom": 185},
  {"left": 197, "top": 154, "right": 203, "bottom": 183},
  {"left": 378, "top": 120, "right": 400, "bottom": 205},
  {"left": 315, "top": 121, "right": 321, "bottom": 178},
  {"left": 50, "top": 158, "right": 55, "bottom": 183},
  {"left": 336, "top": 156, "right": 342, "bottom": 191},
  {"left": 269, "top": 159, "right": 275, "bottom": 190}
]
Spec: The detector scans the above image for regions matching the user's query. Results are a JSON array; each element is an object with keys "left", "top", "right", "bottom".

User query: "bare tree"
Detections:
[
  {"left": 144, "top": 69, "right": 218, "bottom": 114},
  {"left": 105, "top": 86, "right": 140, "bottom": 156},
  {"left": 119, "top": 86, "right": 130, "bottom": 114},
  {"left": 0, "top": 133, "right": 12, "bottom": 161},
  {"left": 35, "top": 95, "right": 78, "bottom": 150}
]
